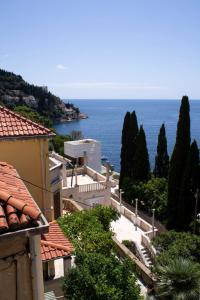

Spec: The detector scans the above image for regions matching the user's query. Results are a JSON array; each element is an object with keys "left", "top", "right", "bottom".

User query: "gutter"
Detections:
[{"left": 0, "top": 213, "right": 49, "bottom": 242}]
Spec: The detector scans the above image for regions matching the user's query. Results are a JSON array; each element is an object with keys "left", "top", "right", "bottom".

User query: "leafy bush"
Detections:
[
  {"left": 152, "top": 231, "right": 200, "bottom": 265},
  {"left": 154, "top": 258, "right": 200, "bottom": 300},
  {"left": 123, "top": 177, "right": 168, "bottom": 222},
  {"left": 14, "top": 105, "right": 52, "bottom": 127},
  {"left": 122, "top": 240, "right": 138, "bottom": 256},
  {"left": 113, "top": 174, "right": 120, "bottom": 180},
  {"left": 49, "top": 134, "right": 71, "bottom": 156},
  {"left": 58, "top": 205, "right": 119, "bottom": 255},
  {"left": 59, "top": 206, "right": 142, "bottom": 300},
  {"left": 63, "top": 252, "right": 142, "bottom": 300}
]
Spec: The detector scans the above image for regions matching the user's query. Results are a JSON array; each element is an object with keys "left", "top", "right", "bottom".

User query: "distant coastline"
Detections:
[{"left": 0, "top": 69, "right": 86, "bottom": 125}]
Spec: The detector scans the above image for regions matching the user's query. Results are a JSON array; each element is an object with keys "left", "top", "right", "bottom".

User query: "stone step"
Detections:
[{"left": 140, "top": 246, "right": 153, "bottom": 268}]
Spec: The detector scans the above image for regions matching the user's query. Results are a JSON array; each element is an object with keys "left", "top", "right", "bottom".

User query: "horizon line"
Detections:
[{"left": 62, "top": 98, "right": 200, "bottom": 101}]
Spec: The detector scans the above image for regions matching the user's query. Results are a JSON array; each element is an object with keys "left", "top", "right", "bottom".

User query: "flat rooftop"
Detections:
[
  {"left": 65, "top": 139, "right": 98, "bottom": 145},
  {"left": 66, "top": 174, "right": 96, "bottom": 188}
]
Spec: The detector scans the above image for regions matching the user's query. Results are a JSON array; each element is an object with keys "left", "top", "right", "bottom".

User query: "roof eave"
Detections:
[
  {"left": 0, "top": 213, "right": 49, "bottom": 241},
  {"left": 0, "top": 133, "right": 56, "bottom": 141},
  {"left": 42, "top": 254, "right": 71, "bottom": 262}
]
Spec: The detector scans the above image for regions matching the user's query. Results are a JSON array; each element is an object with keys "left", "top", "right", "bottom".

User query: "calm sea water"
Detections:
[{"left": 54, "top": 100, "right": 200, "bottom": 172}]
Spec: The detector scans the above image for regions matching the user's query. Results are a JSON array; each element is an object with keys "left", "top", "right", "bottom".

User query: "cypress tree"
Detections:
[
  {"left": 154, "top": 124, "right": 169, "bottom": 178},
  {"left": 119, "top": 111, "right": 138, "bottom": 188},
  {"left": 119, "top": 112, "right": 131, "bottom": 188},
  {"left": 130, "top": 111, "right": 139, "bottom": 176},
  {"left": 133, "top": 125, "right": 150, "bottom": 182},
  {"left": 167, "top": 96, "right": 191, "bottom": 230},
  {"left": 177, "top": 140, "right": 200, "bottom": 231},
  {"left": 129, "top": 111, "right": 139, "bottom": 139}
]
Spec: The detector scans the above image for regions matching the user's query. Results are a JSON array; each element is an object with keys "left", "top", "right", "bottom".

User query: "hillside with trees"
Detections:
[{"left": 0, "top": 68, "right": 80, "bottom": 122}]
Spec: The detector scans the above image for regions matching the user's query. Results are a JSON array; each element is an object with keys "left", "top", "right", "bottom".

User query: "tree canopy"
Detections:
[
  {"left": 152, "top": 231, "right": 200, "bottom": 265},
  {"left": 132, "top": 125, "right": 150, "bottom": 182},
  {"left": 63, "top": 252, "right": 142, "bottom": 300},
  {"left": 119, "top": 111, "right": 138, "bottom": 188},
  {"left": 177, "top": 140, "right": 200, "bottom": 231},
  {"left": 58, "top": 206, "right": 142, "bottom": 300},
  {"left": 154, "top": 123, "right": 169, "bottom": 178},
  {"left": 154, "top": 258, "right": 200, "bottom": 300},
  {"left": 167, "top": 96, "right": 191, "bottom": 230}
]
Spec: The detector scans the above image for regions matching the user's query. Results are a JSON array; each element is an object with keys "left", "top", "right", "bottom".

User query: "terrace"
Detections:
[{"left": 61, "top": 165, "right": 116, "bottom": 210}]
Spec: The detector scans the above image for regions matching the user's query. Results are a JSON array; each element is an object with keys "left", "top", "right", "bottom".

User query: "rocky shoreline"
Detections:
[{"left": 58, "top": 113, "right": 88, "bottom": 123}]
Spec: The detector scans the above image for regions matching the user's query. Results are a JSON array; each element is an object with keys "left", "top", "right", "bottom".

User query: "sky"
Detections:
[{"left": 0, "top": 0, "right": 200, "bottom": 99}]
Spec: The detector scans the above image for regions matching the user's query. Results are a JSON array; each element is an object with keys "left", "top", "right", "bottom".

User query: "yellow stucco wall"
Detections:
[{"left": 0, "top": 137, "right": 53, "bottom": 221}]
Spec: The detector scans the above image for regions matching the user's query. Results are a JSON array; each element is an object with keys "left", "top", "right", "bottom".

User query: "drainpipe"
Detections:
[
  {"left": 29, "top": 235, "right": 44, "bottom": 300},
  {"left": 40, "top": 140, "right": 46, "bottom": 215}
]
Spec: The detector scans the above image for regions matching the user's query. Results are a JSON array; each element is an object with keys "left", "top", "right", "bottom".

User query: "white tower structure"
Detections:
[{"left": 64, "top": 139, "right": 101, "bottom": 173}]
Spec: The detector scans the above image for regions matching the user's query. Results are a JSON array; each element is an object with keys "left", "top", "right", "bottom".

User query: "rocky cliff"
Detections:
[{"left": 0, "top": 69, "right": 79, "bottom": 122}]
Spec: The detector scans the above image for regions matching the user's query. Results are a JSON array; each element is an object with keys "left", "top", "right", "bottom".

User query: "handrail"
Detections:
[
  {"left": 66, "top": 167, "right": 84, "bottom": 177},
  {"left": 111, "top": 192, "right": 166, "bottom": 233},
  {"left": 78, "top": 182, "right": 106, "bottom": 193},
  {"left": 113, "top": 236, "right": 155, "bottom": 286}
]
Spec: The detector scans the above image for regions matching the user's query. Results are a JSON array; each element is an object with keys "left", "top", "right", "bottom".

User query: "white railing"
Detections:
[
  {"left": 78, "top": 182, "right": 106, "bottom": 193},
  {"left": 110, "top": 197, "right": 157, "bottom": 261},
  {"left": 66, "top": 167, "right": 84, "bottom": 177}
]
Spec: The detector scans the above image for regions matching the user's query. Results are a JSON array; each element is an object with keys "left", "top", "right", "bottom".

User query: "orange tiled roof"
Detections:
[
  {"left": 0, "top": 105, "right": 54, "bottom": 138},
  {"left": 0, "top": 162, "right": 41, "bottom": 234},
  {"left": 41, "top": 221, "right": 73, "bottom": 261}
]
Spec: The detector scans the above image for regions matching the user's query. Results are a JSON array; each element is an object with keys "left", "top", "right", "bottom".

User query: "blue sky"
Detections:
[{"left": 1, "top": 0, "right": 200, "bottom": 99}]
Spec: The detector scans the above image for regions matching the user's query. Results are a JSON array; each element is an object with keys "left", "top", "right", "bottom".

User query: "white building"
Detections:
[
  {"left": 64, "top": 139, "right": 101, "bottom": 173},
  {"left": 50, "top": 148, "right": 116, "bottom": 211}
]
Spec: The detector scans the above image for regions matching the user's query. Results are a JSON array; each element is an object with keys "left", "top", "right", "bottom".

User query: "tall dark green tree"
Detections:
[
  {"left": 132, "top": 125, "right": 150, "bottom": 182},
  {"left": 167, "top": 96, "right": 191, "bottom": 230},
  {"left": 177, "top": 140, "right": 200, "bottom": 231},
  {"left": 130, "top": 111, "right": 139, "bottom": 176},
  {"left": 119, "top": 111, "right": 138, "bottom": 188},
  {"left": 119, "top": 112, "right": 131, "bottom": 188},
  {"left": 154, "top": 123, "right": 169, "bottom": 178}
]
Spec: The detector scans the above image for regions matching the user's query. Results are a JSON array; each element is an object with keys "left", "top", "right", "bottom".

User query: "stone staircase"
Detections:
[{"left": 140, "top": 246, "right": 153, "bottom": 268}]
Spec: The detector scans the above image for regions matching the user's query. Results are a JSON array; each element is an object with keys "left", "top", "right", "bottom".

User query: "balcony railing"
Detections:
[
  {"left": 78, "top": 182, "right": 106, "bottom": 193},
  {"left": 66, "top": 167, "right": 84, "bottom": 177}
]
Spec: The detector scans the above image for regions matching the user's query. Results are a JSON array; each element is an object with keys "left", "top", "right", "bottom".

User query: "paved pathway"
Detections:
[
  {"left": 111, "top": 214, "right": 144, "bottom": 244},
  {"left": 111, "top": 214, "right": 148, "bottom": 298}
]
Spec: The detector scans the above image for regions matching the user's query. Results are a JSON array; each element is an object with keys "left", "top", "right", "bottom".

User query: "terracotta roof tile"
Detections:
[
  {"left": 0, "top": 106, "right": 54, "bottom": 138},
  {"left": 0, "top": 161, "right": 41, "bottom": 234},
  {"left": 41, "top": 221, "right": 73, "bottom": 261}
]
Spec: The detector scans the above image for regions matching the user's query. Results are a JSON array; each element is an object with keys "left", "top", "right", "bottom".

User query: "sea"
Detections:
[{"left": 53, "top": 99, "right": 200, "bottom": 172}]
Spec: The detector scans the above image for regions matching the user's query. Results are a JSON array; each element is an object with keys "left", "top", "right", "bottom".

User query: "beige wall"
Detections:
[
  {"left": 0, "top": 235, "right": 33, "bottom": 300},
  {"left": 62, "top": 185, "right": 111, "bottom": 209},
  {"left": 0, "top": 137, "right": 53, "bottom": 221}
]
